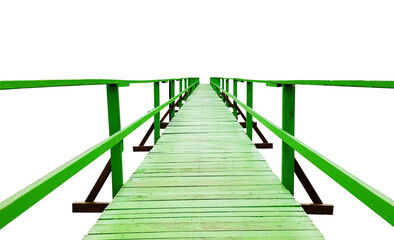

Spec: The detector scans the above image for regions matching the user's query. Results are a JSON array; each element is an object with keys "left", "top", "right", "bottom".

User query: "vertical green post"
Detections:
[
  {"left": 106, "top": 84, "right": 123, "bottom": 197},
  {"left": 179, "top": 79, "right": 183, "bottom": 108},
  {"left": 184, "top": 79, "right": 187, "bottom": 100},
  {"left": 188, "top": 79, "right": 191, "bottom": 94},
  {"left": 246, "top": 82, "right": 253, "bottom": 140},
  {"left": 233, "top": 79, "right": 238, "bottom": 119},
  {"left": 282, "top": 84, "right": 295, "bottom": 195},
  {"left": 225, "top": 79, "right": 229, "bottom": 107},
  {"left": 169, "top": 80, "right": 175, "bottom": 120},
  {"left": 221, "top": 79, "right": 225, "bottom": 103},
  {"left": 154, "top": 82, "right": 160, "bottom": 144}
]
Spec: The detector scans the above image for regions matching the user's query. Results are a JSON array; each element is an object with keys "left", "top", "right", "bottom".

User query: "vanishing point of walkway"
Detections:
[{"left": 84, "top": 84, "right": 323, "bottom": 239}]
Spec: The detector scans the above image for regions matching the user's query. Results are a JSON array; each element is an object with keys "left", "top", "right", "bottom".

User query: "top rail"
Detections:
[
  {"left": 212, "top": 77, "right": 394, "bottom": 89},
  {"left": 0, "top": 78, "right": 199, "bottom": 90}
]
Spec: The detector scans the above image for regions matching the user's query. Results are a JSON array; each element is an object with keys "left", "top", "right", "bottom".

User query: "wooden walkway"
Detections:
[{"left": 84, "top": 84, "right": 323, "bottom": 239}]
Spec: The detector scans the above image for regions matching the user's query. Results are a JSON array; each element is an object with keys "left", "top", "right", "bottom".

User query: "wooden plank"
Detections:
[
  {"left": 84, "top": 230, "right": 324, "bottom": 239},
  {"left": 83, "top": 84, "right": 323, "bottom": 239}
]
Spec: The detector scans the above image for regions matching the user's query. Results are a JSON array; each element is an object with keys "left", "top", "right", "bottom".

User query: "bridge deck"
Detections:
[{"left": 84, "top": 84, "right": 323, "bottom": 239}]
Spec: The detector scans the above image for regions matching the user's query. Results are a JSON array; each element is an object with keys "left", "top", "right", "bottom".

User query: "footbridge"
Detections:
[{"left": 0, "top": 78, "right": 393, "bottom": 239}]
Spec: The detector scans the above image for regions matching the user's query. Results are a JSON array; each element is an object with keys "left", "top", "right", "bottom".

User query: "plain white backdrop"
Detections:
[{"left": 0, "top": 0, "right": 393, "bottom": 239}]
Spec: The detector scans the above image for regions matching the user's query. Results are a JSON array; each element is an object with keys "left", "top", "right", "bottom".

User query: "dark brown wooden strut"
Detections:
[
  {"left": 133, "top": 93, "right": 185, "bottom": 152},
  {"left": 72, "top": 159, "right": 111, "bottom": 212},
  {"left": 229, "top": 96, "right": 273, "bottom": 149}
]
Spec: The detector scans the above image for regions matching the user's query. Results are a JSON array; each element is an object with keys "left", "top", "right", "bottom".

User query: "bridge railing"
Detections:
[
  {"left": 0, "top": 77, "right": 199, "bottom": 229},
  {"left": 210, "top": 77, "right": 394, "bottom": 226}
]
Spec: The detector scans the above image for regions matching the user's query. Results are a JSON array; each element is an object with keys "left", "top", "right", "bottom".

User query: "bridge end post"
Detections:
[{"left": 282, "top": 84, "right": 295, "bottom": 195}]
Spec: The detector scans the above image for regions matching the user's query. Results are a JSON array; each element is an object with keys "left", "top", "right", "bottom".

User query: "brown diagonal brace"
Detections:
[
  {"left": 85, "top": 158, "right": 111, "bottom": 202},
  {"left": 72, "top": 159, "right": 112, "bottom": 213},
  {"left": 232, "top": 98, "right": 271, "bottom": 145},
  {"left": 295, "top": 158, "right": 323, "bottom": 204},
  {"left": 133, "top": 93, "right": 185, "bottom": 152}
]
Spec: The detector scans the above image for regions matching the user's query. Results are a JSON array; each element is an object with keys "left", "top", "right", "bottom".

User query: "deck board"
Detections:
[{"left": 84, "top": 84, "right": 323, "bottom": 239}]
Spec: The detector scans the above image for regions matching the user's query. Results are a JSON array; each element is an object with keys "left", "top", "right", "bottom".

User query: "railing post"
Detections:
[
  {"left": 106, "top": 84, "right": 123, "bottom": 197},
  {"left": 225, "top": 79, "right": 229, "bottom": 107},
  {"left": 183, "top": 79, "right": 187, "bottom": 100},
  {"left": 221, "top": 79, "right": 225, "bottom": 103},
  {"left": 179, "top": 79, "right": 183, "bottom": 108},
  {"left": 154, "top": 82, "right": 160, "bottom": 144},
  {"left": 169, "top": 80, "right": 175, "bottom": 120},
  {"left": 246, "top": 82, "right": 253, "bottom": 139},
  {"left": 233, "top": 79, "right": 238, "bottom": 119},
  {"left": 282, "top": 84, "right": 295, "bottom": 195}
]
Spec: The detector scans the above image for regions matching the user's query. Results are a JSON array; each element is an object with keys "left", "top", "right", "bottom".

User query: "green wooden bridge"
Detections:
[{"left": 0, "top": 78, "right": 393, "bottom": 239}]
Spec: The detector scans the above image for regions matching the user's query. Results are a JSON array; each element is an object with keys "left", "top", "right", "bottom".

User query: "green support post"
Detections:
[
  {"left": 106, "top": 84, "right": 123, "bottom": 197},
  {"left": 154, "top": 82, "right": 160, "bottom": 144},
  {"left": 221, "top": 79, "right": 225, "bottom": 103},
  {"left": 233, "top": 79, "right": 238, "bottom": 118},
  {"left": 179, "top": 79, "right": 183, "bottom": 108},
  {"left": 282, "top": 84, "right": 295, "bottom": 195},
  {"left": 169, "top": 80, "right": 175, "bottom": 120},
  {"left": 246, "top": 82, "right": 253, "bottom": 140},
  {"left": 185, "top": 79, "right": 189, "bottom": 100},
  {"left": 225, "top": 79, "right": 229, "bottom": 107}
]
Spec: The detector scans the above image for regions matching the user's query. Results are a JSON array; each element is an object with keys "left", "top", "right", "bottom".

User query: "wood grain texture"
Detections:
[{"left": 83, "top": 84, "right": 323, "bottom": 239}]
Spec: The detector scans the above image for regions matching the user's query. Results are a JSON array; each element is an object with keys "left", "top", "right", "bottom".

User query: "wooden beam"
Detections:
[
  {"left": 301, "top": 204, "right": 334, "bottom": 215},
  {"left": 72, "top": 202, "right": 109, "bottom": 213}
]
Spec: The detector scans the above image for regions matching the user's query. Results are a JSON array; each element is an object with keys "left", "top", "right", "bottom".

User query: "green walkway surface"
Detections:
[{"left": 84, "top": 84, "right": 323, "bottom": 239}]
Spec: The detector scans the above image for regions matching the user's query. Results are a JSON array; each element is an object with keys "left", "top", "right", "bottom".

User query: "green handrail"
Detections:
[
  {"left": 0, "top": 80, "right": 199, "bottom": 229},
  {"left": 0, "top": 78, "right": 199, "bottom": 90},
  {"left": 210, "top": 80, "right": 394, "bottom": 226},
  {"left": 211, "top": 77, "right": 394, "bottom": 89}
]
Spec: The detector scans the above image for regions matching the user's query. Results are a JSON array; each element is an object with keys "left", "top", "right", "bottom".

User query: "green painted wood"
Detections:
[
  {"left": 225, "top": 79, "right": 229, "bottom": 107},
  {"left": 0, "top": 78, "right": 201, "bottom": 90},
  {"left": 83, "top": 231, "right": 324, "bottom": 240},
  {"left": 169, "top": 80, "right": 175, "bottom": 120},
  {"left": 153, "top": 82, "right": 160, "bottom": 144},
  {"left": 211, "top": 77, "right": 394, "bottom": 89},
  {"left": 178, "top": 79, "right": 183, "bottom": 108},
  {"left": 211, "top": 81, "right": 394, "bottom": 226},
  {"left": 0, "top": 82, "right": 198, "bottom": 230},
  {"left": 106, "top": 84, "right": 124, "bottom": 197},
  {"left": 282, "top": 84, "right": 296, "bottom": 195},
  {"left": 233, "top": 79, "right": 238, "bottom": 118},
  {"left": 246, "top": 81, "right": 253, "bottom": 139},
  {"left": 84, "top": 84, "right": 323, "bottom": 239}
]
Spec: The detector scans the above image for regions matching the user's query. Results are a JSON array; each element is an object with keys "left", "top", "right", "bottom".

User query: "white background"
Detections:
[{"left": 0, "top": 0, "right": 393, "bottom": 239}]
